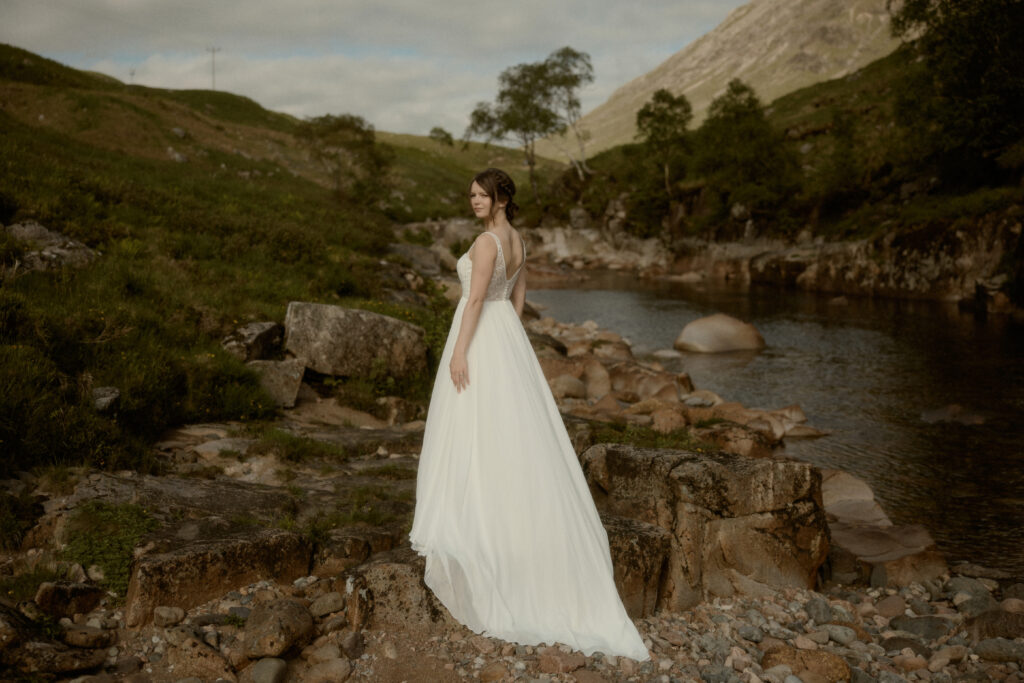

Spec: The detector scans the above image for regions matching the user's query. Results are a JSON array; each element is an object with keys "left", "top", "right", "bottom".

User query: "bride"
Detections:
[{"left": 409, "top": 168, "right": 650, "bottom": 661}]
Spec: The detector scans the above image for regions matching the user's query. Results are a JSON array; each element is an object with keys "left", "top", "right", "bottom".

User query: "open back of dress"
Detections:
[{"left": 409, "top": 231, "right": 650, "bottom": 660}]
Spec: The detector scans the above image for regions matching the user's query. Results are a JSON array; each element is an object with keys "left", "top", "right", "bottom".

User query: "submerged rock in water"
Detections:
[{"left": 674, "top": 313, "right": 766, "bottom": 353}]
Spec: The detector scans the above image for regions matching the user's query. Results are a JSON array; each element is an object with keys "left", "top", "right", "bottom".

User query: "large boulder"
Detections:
[
  {"left": 334, "top": 547, "right": 457, "bottom": 634},
  {"left": 125, "top": 524, "right": 310, "bottom": 626},
  {"left": 601, "top": 513, "right": 670, "bottom": 618},
  {"left": 247, "top": 358, "right": 304, "bottom": 408},
  {"left": 284, "top": 303, "right": 427, "bottom": 380},
  {"left": 674, "top": 313, "right": 766, "bottom": 353},
  {"left": 580, "top": 443, "right": 829, "bottom": 611},
  {"left": 5, "top": 221, "right": 98, "bottom": 271}
]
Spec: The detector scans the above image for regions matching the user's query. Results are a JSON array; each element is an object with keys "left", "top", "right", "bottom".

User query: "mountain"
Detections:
[{"left": 541, "top": 0, "right": 900, "bottom": 159}]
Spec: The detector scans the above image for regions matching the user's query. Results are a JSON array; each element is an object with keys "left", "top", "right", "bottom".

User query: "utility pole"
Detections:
[{"left": 206, "top": 46, "right": 221, "bottom": 90}]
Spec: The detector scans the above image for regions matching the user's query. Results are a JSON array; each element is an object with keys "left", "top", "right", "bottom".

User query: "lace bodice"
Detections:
[{"left": 456, "top": 231, "right": 526, "bottom": 301}]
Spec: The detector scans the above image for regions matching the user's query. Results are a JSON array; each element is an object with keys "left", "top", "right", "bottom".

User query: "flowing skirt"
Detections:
[{"left": 409, "top": 297, "right": 650, "bottom": 661}]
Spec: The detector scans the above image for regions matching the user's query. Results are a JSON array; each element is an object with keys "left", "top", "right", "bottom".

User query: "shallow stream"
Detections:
[{"left": 530, "top": 272, "right": 1024, "bottom": 576}]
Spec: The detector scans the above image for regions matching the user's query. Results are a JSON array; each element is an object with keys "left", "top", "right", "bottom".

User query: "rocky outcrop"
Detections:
[
  {"left": 821, "top": 468, "right": 948, "bottom": 588},
  {"left": 3, "top": 220, "right": 98, "bottom": 272},
  {"left": 674, "top": 313, "right": 766, "bottom": 353},
  {"left": 524, "top": 226, "right": 670, "bottom": 271},
  {"left": 125, "top": 524, "right": 310, "bottom": 626},
  {"left": 671, "top": 210, "right": 1023, "bottom": 309},
  {"left": 221, "top": 322, "right": 284, "bottom": 362},
  {"left": 601, "top": 513, "right": 671, "bottom": 618},
  {"left": 580, "top": 443, "right": 829, "bottom": 611},
  {"left": 284, "top": 302, "right": 428, "bottom": 380}
]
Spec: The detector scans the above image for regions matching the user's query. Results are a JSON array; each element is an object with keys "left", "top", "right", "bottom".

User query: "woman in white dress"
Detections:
[{"left": 409, "top": 168, "right": 650, "bottom": 661}]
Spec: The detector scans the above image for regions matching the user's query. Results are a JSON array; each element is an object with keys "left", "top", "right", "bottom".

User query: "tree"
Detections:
[
  {"left": 295, "top": 114, "right": 392, "bottom": 205},
  {"left": 887, "top": 0, "right": 1024, "bottom": 181},
  {"left": 544, "top": 47, "right": 595, "bottom": 179},
  {"left": 465, "top": 61, "right": 561, "bottom": 203},
  {"left": 429, "top": 126, "right": 454, "bottom": 147},
  {"left": 693, "top": 79, "right": 799, "bottom": 227},
  {"left": 635, "top": 88, "right": 693, "bottom": 197}
]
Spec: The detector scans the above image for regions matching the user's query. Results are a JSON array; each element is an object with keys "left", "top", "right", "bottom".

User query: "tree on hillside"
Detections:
[
  {"left": 693, "top": 79, "right": 799, "bottom": 231},
  {"left": 635, "top": 88, "right": 693, "bottom": 197},
  {"left": 465, "top": 61, "right": 561, "bottom": 203},
  {"left": 429, "top": 126, "right": 454, "bottom": 147},
  {"left": 544, "top": 46, "right": 595, "bottom": 179},
  {"left": 295, "top": 114, "right": 392, "bottom": 205},
  {"left": 887, "top": 0, "right": 1024, "bottom": 182}
]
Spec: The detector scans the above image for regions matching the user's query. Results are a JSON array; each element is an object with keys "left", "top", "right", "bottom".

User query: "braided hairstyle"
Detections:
[{"left": 471, "top": 168, "right": 519, "bottom": 223}]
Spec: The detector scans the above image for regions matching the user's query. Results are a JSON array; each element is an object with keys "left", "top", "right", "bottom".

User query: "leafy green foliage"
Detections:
[
  {"left": 62, "top": 500, "right": 159, "bottom": 596},
  {"left": 466, "top": 47, "right": 593, "bottom": 200},
  {"left": 428, "top": 126, "right": 454, "bottom": 146},
  {"left": 636, "top": 89, "right": 693, "bottom": 197},
  {"left": 692, "top": 79, "right": 800, "bottom": 233},
  {"left": 295, "top": 113, "right": 392, "bottom": 205},
  {"left": 888, "top": 0, "right": 1024, "bottom": 183}
]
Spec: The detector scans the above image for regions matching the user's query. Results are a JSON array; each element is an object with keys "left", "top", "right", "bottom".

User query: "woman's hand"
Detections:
[{"left": 450, "top": 352, "right": 469, "bottom": 393}]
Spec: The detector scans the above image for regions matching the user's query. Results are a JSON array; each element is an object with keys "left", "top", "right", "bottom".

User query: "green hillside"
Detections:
[
  {"left": 550, "top": 44, "right": 1023, "bottom": 243},
  {"left": 2, "top": 43, "right": 520, "bottom": 476}
]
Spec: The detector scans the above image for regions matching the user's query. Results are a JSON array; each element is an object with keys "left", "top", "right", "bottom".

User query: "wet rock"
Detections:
[
  {"left": 34, "top": 581, "right": 106, "bottom": 619},
  {"left": 674, "top": 313, "right": 766, "bottom": 353},
  {"left": 243, "top": 599, "right": 314, "bottom": 658},
  {"left": 247, "top": 359, "right": 304, "bottom": 408},
  {"left": 600, "top": 512, "right": 670, "bottom": 618},
  {"left": 284, "top": 302, "right": 427, "bottom": 381},
  {"left": 221, "top": 322, "right": 284, "bottom": 362},
  {"left": 581, "top": 443, "right": 828, "bottom": 611},
  {"left": 692, "top": 421, "right": 774, "bottom": 458}
]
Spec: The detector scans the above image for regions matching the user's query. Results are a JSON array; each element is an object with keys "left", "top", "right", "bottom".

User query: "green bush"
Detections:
[{"left": 62, "top": 500, "right": 159, "bottom": 597}]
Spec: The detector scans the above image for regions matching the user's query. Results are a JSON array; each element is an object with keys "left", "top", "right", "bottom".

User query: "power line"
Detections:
[{"left": 206, "top": 46, "right": 221, "bottom": 90}]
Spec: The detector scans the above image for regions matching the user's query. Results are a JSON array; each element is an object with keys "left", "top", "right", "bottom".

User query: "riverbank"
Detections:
[
  {"left": 517, "top": 213, "right": 1024, "bottom": 319},
  {"left": 2, "top": 286, "right": 1022, "bottom": 680}
]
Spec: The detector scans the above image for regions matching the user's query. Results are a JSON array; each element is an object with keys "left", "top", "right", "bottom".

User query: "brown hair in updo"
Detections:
[{"left": 471, "top": 168, "right": 519, "bottom": 223}]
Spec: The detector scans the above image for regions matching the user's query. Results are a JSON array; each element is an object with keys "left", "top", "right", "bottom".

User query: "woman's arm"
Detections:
[{"left": 449, "top": 234, "right": 497, "bottom": 392}]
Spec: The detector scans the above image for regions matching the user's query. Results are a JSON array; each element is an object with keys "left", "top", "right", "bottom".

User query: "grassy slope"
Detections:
[{"left": 0, "top": 44, "right": 470, "bottom": 475}]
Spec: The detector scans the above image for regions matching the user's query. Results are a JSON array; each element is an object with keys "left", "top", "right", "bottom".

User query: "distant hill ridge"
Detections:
[{"left": 539, "top": 0, "right": 900, "bottom": 159}]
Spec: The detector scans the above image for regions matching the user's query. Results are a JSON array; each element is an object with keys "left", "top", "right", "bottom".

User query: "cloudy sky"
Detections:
[{"left": 1, "top": 0, "right": 747, "bottom": 136}]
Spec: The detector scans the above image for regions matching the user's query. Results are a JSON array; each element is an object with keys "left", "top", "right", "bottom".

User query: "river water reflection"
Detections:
[{"left": 530, "top": 271, "right": 1024, "bottom": 575}]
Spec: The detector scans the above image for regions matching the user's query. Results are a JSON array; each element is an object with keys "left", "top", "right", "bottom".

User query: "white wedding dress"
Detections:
[{"left": 409, "top": 231, "right": 650, "bottom": 661}]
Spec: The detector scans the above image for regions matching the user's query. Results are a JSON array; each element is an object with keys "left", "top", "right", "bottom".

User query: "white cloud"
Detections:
[{"left": 0, "top": 0, "right": 747, "bottom": 135}]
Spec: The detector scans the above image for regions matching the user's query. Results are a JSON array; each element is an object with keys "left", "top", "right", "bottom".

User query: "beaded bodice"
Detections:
[{"left": 457, "top": 231, "right": 526, "bottom": 301}]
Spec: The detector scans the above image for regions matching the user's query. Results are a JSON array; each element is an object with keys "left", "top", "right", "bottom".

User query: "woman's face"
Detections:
[{"left": 469, "top": 181, "right": 494, "bottom": 220}]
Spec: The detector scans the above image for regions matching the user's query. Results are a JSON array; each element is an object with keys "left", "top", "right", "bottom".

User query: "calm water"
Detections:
[{"left": 530, "top": 272, "right": 1024, "bottom": 576}]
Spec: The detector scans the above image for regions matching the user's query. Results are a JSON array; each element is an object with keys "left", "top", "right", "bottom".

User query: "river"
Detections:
[{"left": 530, "top": 271, "right": 1024, "bottom": 576}]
